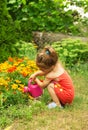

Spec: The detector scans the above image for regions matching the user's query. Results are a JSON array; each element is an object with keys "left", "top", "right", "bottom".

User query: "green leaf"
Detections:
[
  {"left": 8, "top": 0, "right": 16, "bottom": 4},
  {"left": 22, "top": 0, "right": 26, "bottom": 5}
]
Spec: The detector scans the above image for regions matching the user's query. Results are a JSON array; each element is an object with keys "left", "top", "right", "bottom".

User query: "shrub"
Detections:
[
  {"left": 0, "top": 44, "right": 19, "bottom": 63},
  {"left": 15, "top": 41, "right": 37, "bottom": 59},
  {"left": 52, "top": 39, "right": 88, "bottom": 68},
  {"left": 0, "top": 0, "right": 18, "bottom": 62},
  {"left": 0, "top": 1, "right": 32, "bottom": 63}
]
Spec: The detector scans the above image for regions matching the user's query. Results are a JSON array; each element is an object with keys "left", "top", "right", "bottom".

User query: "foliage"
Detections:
[
  {"left": 15, "top": 20, "right": 32, "bottom": 42},
  {"left": 52, "top": 39, "right": 88, "bottom": 67},
  {"left": 0, "top": 0, "right": 17, "bottom": 44},
  {"left": 0, "top": 44, "right": 19, "bottom": 63},
  {"left": 81, "top": 17, "right": 88, "bottom": 26},
  {"left": 0, "top": 0, "right": 18, "bottom": 47},
  {"left": 0, "top": 0, "right": 18, "bottom": 62},
  {"left": 7, "top": 0, "right": 84, "bottom": 35},
  {"left": 0, "top": 41, "right": 37, "bottom": 63},
  {"left": 71, "top": 0, "right": 88, "bottom": 12},
  {"left": 15, "top": 41, "right": 37, "bottom": 59},
  {"left": 0, "top": 0, "right": 32, "bottom": 63}
]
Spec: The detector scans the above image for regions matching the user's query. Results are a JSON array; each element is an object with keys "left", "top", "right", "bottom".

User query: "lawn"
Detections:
[{"left": 0, "top": 62, "right": 88, "bottom": 130}]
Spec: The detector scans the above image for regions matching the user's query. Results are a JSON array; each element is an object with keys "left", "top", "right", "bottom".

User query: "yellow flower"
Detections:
[
  {"left": 18, "top": 84, "right": 24, "bottom": 91},
  {"left": 11, "top": 84, "right": 18, "bottom": 90},
  {"left": 15, "top": 80, "right": 21, "bottom": 84},
  {"left": 0, "top": 61, "right": 11, "bottom": 72},
  {"left": 0, "top": 78, "right": 8, "bottom": 87},
  {"left": 19, "top": 84, "right": 24, "bottom": 88},
  {"left": 18, "top": 88, "right": 23, "bottom": 92},
  {"left": 28, "top": 94, "right": 34, "bottom": 100},
  {"left": 20, "top": 64, "right": 25, "bottom": 67}
]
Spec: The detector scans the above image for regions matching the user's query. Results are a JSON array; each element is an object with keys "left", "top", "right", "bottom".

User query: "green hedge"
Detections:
[{"left": 52, "top": 39, "right": 88, "bottom": 67}]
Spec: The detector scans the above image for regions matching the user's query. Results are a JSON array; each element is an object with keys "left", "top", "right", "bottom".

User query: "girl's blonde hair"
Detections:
[{"left": 36, "top": 46, "right": 58, "bottom": 69}]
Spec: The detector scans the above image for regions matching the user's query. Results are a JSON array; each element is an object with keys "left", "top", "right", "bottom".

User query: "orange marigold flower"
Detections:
[
  {"left": 7, "top": 66, "right": 16, "bottom": 73},
  {"left": 17, "top": 58, "right": 23, "bottom": 62},
  {"left": 22, "top": 72, "right": 28, "bottom": 77},
  {"left": 8, "top": 57, "right": 14, "bottom": 62}
]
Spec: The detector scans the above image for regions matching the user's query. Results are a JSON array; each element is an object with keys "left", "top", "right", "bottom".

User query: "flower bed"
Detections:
[{"left": 0, "top": 57, "right": 38, "bottom": 107}]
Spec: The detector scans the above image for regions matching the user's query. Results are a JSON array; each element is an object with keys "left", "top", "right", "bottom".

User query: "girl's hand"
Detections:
[
  {"left": 29, "top": 73, "right": 36, "bottom": 81},
  {"left": 29, "top": 70, "right": 45, "bottom": 81}
]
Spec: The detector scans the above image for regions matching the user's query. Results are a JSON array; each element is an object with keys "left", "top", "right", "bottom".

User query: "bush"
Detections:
[
  {"left": 0, "top": 1, "right": 32, "bottom": 63},
  {"left": 0, "top": 0, "right": 18, "bottom": 62},
  {"left": 15, "top": 41, "right": 37, "bottom": 59},
  {"left": 0, "top": 44, "right": 19, "bottom": 63},
  {"left": 52, "top": 39, "right": 88, "bottom": 68}
]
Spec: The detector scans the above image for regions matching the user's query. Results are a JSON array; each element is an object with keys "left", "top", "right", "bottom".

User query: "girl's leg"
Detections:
[{"left": 47, "top": 83, "right": 61, "bottom": 107}]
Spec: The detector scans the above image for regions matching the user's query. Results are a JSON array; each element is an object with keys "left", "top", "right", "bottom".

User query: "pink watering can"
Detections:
[{"left": 24, "top": 79, "right": 43, "bottom": 98}]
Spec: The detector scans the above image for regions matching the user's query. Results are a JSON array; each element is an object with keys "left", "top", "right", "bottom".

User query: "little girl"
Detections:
[{"left": 29, "top": 46, "right": 75, "bottom": 108}]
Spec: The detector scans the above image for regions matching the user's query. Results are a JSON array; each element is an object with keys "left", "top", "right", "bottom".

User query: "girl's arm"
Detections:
[
  {"left": 34, "top": 77, "right": 52, "bottom": 88},
  {"left": 29, "top": 70, "right": 45, "bottom": 80}
]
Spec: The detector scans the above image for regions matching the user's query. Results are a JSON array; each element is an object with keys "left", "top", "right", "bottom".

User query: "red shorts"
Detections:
[{"left": 54, "top": 84, "right": 74, "bottom": 105}]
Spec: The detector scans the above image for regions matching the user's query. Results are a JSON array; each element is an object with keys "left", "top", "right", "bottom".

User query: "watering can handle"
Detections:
[{"left": 28, "top": 78, "right": 33, "bottom": 86}]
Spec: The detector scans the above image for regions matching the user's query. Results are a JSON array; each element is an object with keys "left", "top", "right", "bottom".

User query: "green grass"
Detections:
[{"left": 0, "top": 63, "right": 88, "bottom": 130}]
